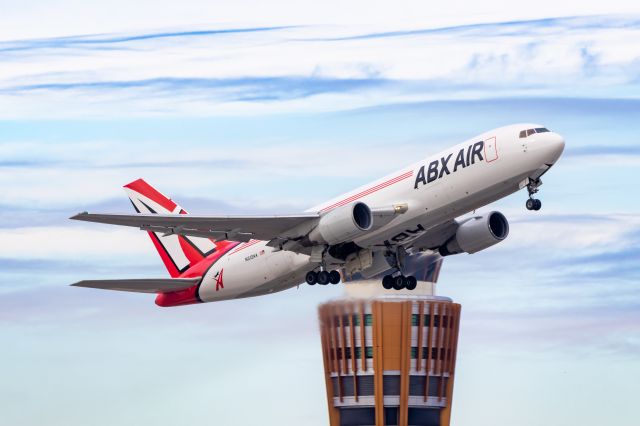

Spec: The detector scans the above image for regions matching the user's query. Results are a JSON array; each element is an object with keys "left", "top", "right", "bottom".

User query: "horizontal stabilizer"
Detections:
[{"left": 71, "top": 277, "right": 201, "bottom": 294}]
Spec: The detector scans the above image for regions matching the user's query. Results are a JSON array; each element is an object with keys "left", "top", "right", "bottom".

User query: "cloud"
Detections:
[
  {"left": 0, "top": 254, "right": 160, "bottom": 275},
  {"left": 0, "top": 160, "right": 54, "bottom": 167},
  {"left": 460, "top": 303, "right": 640, "bottom": 358},
  {"left": 0, "top": 157, "right": 249, "bottom": 170},
  {"left": 3, "top": 76, "right": 391, "bottom": 102},
  {"left": 0, "top": 135, "right": 428, "bottom": 208},
  {"left": 0, "top": 226, "right": 154, "bottom": 260},
  {"left": 564, "top": 145, "right": 640, "bottom": 157},
  {"left": 305, "top": 15, "right": 640, "bottom": 44},
  {"left": 579, "top": 44, "right": 601, "bottom": 76},
  {"left": 312, "top": 16, "right": 612, "bottom": 41},
  {"left": 1, "top": 16, "right": 640, "bottom": 118},
  {"left": 545, "top": 231, "right": 640, "bottom": 282},
  {"left": 503, "top": 213, "right": 640, "bottom": 254},
  {"left": 0, "top": 26, "right": 292, "bottom": 54},
  {"left": 0, "top": 196, "right": 305, "bottom": 230}
]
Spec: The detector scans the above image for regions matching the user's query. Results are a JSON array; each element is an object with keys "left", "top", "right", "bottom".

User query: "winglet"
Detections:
[{"left": 69, "top": 211, "right": 89, "bottom": 220}]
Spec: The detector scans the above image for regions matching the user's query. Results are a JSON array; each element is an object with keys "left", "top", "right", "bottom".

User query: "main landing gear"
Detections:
[
  {"left": 306, "top": 270, "right": 341, "bottom": 285},
  {"left": 380, "top": 246, "right": 417, "bottom": 290},
  {"left": 382, "top": 274, "right": 417, "bottom": 291},
  {"left": 525, "top": 178, "right": 542, "bottom": 211}
]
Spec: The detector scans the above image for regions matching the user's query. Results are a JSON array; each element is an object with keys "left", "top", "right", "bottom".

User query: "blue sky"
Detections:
[{"left": 1, "top": 3, "right": 639, "bottom": 426}]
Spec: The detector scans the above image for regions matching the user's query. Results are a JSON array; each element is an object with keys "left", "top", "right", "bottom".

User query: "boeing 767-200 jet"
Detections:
[{"left": 71, "top": 124, "right": 564, "bottom": 307}]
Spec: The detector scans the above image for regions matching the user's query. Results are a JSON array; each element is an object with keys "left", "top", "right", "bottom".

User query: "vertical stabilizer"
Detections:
[{"left": 123, "top": 178, "right": 216, "bottom": 277}]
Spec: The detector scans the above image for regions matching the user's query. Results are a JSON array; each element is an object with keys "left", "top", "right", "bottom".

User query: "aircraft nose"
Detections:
[{"left": 545, "top": 132, "right": 565, "bottom": 164}]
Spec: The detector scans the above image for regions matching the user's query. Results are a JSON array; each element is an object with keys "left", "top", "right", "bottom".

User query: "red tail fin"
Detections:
[{"left": 123, "top": 179, "right": 216, "bottom": 277}]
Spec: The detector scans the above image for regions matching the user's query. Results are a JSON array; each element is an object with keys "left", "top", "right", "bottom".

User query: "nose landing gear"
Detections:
[
  {"left": 526, "top": 198, "right": 542, "bottom": 211},
  {"left": 525, "top": 178, "right": 543, "bottom": 211}
]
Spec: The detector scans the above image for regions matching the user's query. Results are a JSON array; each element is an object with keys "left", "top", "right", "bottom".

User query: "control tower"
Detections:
[{"left": 318, "top": 254, "right": 461, "bottom": 426}]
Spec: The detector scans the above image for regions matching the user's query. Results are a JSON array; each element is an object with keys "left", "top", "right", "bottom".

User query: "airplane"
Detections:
[{"left": 70, "top": 123, "right": 565, "bottom": 307}]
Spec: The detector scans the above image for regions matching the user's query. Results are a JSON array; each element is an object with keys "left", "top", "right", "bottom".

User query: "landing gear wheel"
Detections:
[
  {"left": 405, "top": 276, "right": 417, "bottom": 291},
  {"left": 525, "top": 178, "right": 543, "bottom": 212},
  {"left": 329, "top": 270, "right": 341, "bottom": 285},
  {"left": 533, "top": 199, "right": 542, "bottom": 211},
  {"left": 392, "top": 275, "right": 406, "bottom": 290},
  {"left": 305, "top": 271, "right": 318, "bottom": 285},
  {"left": 382, "top": 275, "right": 394, "bottom": 290},
  {"left": 317, "top": 271, "right": 330, "bottom": 285},
  {"left": 526, "top": 198, "right": 542, "bottom": 211}
]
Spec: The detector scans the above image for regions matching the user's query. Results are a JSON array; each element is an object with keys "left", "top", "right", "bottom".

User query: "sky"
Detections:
[{"left": 1, "top": 2, "right": 639, "bottom": 425}]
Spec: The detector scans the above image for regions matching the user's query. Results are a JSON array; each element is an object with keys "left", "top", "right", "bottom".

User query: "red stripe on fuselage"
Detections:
[
  {"left": 230, "top": 239, "right": 261, "bottom": 254},
  {"left": 319, "top": 171, "right": 413, "bottom": 212}
]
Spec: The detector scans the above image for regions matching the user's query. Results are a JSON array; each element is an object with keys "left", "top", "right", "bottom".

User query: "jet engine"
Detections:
[
  {"left": 439, "top": 211, "right": 509, "bottom": 256},
  {"left": 308, "top": 202, "right": 373, "bottom": 245}
]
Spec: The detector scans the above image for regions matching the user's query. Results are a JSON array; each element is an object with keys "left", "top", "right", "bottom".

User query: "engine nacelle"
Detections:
[
  {"left": 439, "top": 211, "right": 509, "bottom": 256},
  {"left": 308, "top": 202, "right": 373, "bottom": 245}
]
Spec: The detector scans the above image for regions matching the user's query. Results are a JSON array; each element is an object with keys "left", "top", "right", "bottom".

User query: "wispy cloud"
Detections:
[
  {"left": 0, "top": 160, "right": 53, "bottom": 167},
  {"left": 0, "top": 26, "right": 293, "bottom": 54},
  {"left": 308, "top": 15, "right": 640, "bottom": 41},
  {"left": 1, "top": 15, "right": 639, "bottom": 118},
  {"left": 0, "top": 157, "right": 249, "bottom": 170},
  {"left": 3, "top": 76, "right": 390, "bottom": 101}
]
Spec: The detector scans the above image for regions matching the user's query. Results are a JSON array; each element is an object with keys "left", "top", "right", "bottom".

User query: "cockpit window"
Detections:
[{"left": 520, "top": 127, "right": 551, "bottom": 138}]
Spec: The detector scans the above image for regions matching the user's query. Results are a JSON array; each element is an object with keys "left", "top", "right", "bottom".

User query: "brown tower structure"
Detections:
[{"left": 318, "top": 255, "right": 460, "bottom": 426}]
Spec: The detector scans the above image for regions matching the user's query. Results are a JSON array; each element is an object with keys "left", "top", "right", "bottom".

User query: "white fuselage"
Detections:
[{"left": 197, "top": 123, "right": 565, "bottom": 302}]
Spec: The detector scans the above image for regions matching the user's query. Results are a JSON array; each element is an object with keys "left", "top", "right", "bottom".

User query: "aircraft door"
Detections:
[{"left": 484, "top": 136, "right": 498, "bottom": 162}]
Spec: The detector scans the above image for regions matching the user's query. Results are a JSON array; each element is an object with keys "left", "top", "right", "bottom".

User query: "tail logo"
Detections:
[{"left": 215, "top": 269, "right": 225, "bottom": 291}]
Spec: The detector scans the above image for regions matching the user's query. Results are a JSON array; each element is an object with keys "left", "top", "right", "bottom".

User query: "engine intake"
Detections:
[
  {"left": 439, "top": 211, "right": 509, "bottom": 256},
  {"left": 309, "top": 202, "right": 373, "bottom": 245}
]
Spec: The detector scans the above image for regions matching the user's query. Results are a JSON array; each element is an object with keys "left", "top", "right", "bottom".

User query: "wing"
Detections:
[
  {"left": 70, "top": 212, "right": 320, "bottom": 242},
  {"left": 71, "top": 277, "right": 201, "bottom": 293},
  {"left": 408, "top": 220, "right": 459, "bottom": 251}
]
